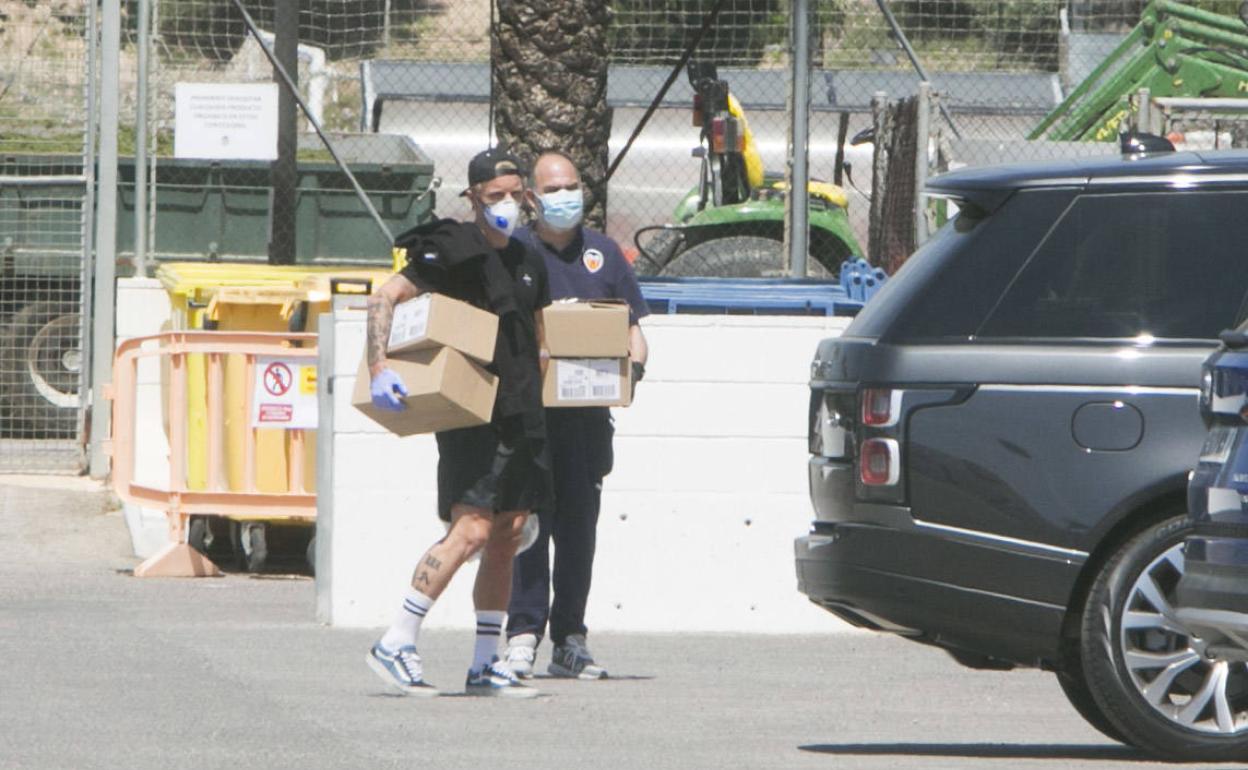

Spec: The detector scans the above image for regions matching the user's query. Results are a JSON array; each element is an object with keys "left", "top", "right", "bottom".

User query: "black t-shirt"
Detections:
[{"left": 400, "top": 233, "right": 550, "bottom": 435}]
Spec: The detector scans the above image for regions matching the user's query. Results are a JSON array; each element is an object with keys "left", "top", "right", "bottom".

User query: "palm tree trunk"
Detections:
[{"left": 492, "top": 0, "right": 612, "bottom": 229}]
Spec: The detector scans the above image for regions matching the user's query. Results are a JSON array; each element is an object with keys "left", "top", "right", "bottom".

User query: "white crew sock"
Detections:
[
  {"left": 472, "top": 610, "right": 506, "bottom": 671},
  {"left": 379, "top": 588, "right": 434, "bottom": 651}
]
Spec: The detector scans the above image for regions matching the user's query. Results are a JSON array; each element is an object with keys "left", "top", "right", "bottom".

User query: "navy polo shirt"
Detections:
[{"left": 516, "top": 226, "right": 649, "bottom": 324}]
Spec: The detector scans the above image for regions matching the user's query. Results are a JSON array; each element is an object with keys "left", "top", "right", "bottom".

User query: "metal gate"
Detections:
[{"left": 0, "top": 1, "right": 95, "bottom": 472}]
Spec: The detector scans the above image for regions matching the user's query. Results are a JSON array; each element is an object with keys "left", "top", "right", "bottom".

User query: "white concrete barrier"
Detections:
[
  {"left": 316, "top": 308, "right": 857, "bottom": 633},
  {"left": 115, "top": 278, "right": 174, "bottom": 559}
]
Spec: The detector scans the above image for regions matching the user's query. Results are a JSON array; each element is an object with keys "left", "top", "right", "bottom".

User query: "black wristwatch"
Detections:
[{"left": 631, "top": 360, "right": 645, "bottom": 383}]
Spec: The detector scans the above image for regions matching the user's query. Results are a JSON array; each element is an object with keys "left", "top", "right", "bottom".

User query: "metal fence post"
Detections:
[
  {"left": 786, "top": 0, "right": 812, "bottom": 278},
  {"left": 134, "top": 0, "right": 150, "bottom": 277},
  {"left": 1136, "top": 87, "right": 1152, "bottom": 134},
  {"left": 270, "top": 0, "right": 299, "bottom": 266},
  {"left": 90, "top": 0, "right": 121, "bottom": 479},
  {"left": 81, "top": 0, "right": 99, "bottom": 441},
  {"left": 914, "top": 81, "right": 930, "bottom": 246}
]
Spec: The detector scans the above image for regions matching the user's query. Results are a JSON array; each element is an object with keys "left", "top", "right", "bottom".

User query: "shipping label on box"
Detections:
[
  {"left": 353, "top": 347, "right": 498, "bottom": 435},
  {"left": 388, "top": 293, "right": 498, "bottom": 364},
  {"left": 543, "top": 357, "right": 631, "bottom": 408},
  {"left": 542, "top": 300, "right": 630, "bottom": 358},
  {"left": 389, "top": 293, "right": 431, "bottom": 345}
]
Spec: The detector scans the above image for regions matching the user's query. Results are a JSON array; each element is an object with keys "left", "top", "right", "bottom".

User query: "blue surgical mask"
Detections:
[
  {"left": 483, "top": 198, "right": 519, "bottom": 238},
  {"left": 537, "top": 188, "right": 584, "bottom": 231}
]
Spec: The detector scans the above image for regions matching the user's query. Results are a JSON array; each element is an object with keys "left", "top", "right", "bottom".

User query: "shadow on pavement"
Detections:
[
  {"left": 529, "top": 674, "right": 656, "bottom": 682},
  {"left": 798, "top": 743, "right": 1156, "bottom": 762}
]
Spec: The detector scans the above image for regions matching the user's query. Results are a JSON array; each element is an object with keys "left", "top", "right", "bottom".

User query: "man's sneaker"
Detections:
[
  {"left": 465, "top": 657, "right": 539, "bottom": 698},
  {"left": 504, "top": 634, "right": 538, "bottom": 679},
  {"left": 366, "top": 642, "right": 440, "bottom": 697},
  {"left": 548, "top": 634, "right": 608, "bottom": 680}
]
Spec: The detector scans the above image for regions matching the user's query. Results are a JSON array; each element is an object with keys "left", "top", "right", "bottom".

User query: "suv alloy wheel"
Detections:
[{"left": 1081, "top": 513, "right": 1248, "bottom": 759}]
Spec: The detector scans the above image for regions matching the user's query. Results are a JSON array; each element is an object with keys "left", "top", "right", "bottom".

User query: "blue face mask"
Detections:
[{"left": 537, "top": 188, "right": 584, "bottom": 232}]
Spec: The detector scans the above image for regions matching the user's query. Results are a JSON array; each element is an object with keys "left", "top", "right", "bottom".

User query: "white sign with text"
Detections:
[{"left": 174, "top": 82, "right": 278, "bottom": 161}]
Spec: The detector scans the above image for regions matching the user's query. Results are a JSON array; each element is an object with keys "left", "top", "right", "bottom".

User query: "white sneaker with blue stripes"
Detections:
[
  {"left": 465, "top": 656, "right": 539, "bottom": 698},
  {"left": 366, "top": 642, "right": 440, "bottom": 697}
]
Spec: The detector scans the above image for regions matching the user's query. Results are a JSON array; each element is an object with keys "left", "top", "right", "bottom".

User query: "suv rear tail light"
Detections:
[
  {"left": 861, "top": 388, "right": 900, "bottom": 427},
  {"left": 860, "top": 438, "right": 900, "bottom": 486}
]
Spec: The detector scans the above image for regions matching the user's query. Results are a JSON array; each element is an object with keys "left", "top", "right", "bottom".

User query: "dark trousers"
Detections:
[{"left": 507, "top": 407, "right": 613, "bottom": 645}]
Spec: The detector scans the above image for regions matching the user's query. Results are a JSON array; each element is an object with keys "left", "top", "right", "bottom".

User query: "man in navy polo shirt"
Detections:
[{"left": 504, "top": 150, "right": 649, "bottom": 680}]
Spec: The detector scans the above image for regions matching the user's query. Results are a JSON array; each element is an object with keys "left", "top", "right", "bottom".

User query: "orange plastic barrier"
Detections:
[{"left": 106, "top": 331, "right": 319, "bottom": 577}]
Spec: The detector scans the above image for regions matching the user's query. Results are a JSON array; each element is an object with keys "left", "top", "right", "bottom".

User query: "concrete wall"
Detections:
[
  {"left": 317, "top": 308, "right": 856, "bottom": 634},
  {"left": 116, "top": 276, "right": 859, "bottom": 634}
]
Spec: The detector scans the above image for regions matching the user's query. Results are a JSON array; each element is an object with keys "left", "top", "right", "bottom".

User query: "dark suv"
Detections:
[{"left": 796, "top": 148, "right": 1248, "bottom": 759}]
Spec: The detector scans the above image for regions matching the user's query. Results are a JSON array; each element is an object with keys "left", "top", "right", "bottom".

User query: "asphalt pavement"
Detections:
[{"left": 1, "top": 475, "right": 1242, "bottom": 769}]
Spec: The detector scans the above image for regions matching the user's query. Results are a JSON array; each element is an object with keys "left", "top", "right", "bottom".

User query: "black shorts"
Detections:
[{"left": 435, "top": 423, "right": 553, "bottom": 521}]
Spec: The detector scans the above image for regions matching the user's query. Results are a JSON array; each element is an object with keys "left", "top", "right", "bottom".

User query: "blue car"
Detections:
[{"left": 1178, "top": 331, "right": 1248, "bottom": 673}]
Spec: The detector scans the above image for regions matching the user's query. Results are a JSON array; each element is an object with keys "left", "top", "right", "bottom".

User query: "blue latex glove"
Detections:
[{"left": 370, "top": 368, "right": 409, "bottom": 411}]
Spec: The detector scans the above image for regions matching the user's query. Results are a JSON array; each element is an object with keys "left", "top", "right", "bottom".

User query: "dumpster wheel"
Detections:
[{"left": 230, "top": 520, "right": 269, "bottom": 573}]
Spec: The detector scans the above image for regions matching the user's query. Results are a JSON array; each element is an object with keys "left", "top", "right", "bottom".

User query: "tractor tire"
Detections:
[
  {"left": 0, "top": 301, "right": 82, "bottom": 439},
  {"left": 635, "top": 228, "right": 684, "bottom": 276},
  {"left": 659, "top": 236, "right": 831, "bottom": 279}
]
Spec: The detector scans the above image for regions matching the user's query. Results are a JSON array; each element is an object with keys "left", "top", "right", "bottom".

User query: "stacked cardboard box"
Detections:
[
  {"left": 352, "top": 294, "right": 499, "bottom": 435},
  {"left": 541, "top": 300, "right": 632, "bottom": 408}
]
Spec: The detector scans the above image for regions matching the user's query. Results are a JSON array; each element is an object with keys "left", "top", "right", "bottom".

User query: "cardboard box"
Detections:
[
  {"left": 542, "top": 300, "right": 630, "bottom": 358},
  {"left": 353, "top": 347, "right": 498, "bottom": 435},
  {"left": 542, "top": 357, "right": 632, "bottom": 408},
  {"left": 387, "top": 293, "right": 498, "bottom": 364}
]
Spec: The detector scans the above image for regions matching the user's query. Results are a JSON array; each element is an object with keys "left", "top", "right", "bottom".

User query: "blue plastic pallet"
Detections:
[{"left": 638, "top": 260, "right": 887, "bottom": 317}]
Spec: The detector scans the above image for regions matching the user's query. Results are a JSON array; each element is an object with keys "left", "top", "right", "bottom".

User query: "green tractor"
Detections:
[
  {"left": 633, "top": 62, "right": 862, "bottom": 278},
  {"left": 1032, "top": 0, "right": 1248, "bottom": 143}
]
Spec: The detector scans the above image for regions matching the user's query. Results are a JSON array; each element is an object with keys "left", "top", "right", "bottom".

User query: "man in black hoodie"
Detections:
[{"left": 362, "top": 148, "right": 551, "bottom": 698}]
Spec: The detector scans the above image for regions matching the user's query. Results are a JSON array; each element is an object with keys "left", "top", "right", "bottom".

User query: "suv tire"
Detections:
[
  {"left": 1055, "top": 652, "right": 1128, "bottom": 743},
  {"left": 1081, "top": 513, "right": 1248, "bottom": 759}
]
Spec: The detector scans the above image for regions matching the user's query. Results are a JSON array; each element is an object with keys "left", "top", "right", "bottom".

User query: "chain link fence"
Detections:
[
  {"left": 0, "top": 0, "right": 1224, "bottom": 464},
  {"left": 0, "top": 0, "right": 93, "bottom": 471},
  {"left": 120, "top": 1, "right": 1242, "bottom": 275},
  {"left": 127, "top": 0, "right": 439, "bottom": 272}
]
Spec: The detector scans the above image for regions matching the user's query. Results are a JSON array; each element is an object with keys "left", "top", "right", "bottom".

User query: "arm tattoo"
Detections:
[
  {"left": 366, "top": 294, "right": 395, "bottom": 371},
  {"left": 424, "top": 555, "right": 442, "bottom": 571}
]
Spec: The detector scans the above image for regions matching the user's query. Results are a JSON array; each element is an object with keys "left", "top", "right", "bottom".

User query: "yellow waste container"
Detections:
[{"left": 156, "top": 263, "right": 393, "bottom": 498}]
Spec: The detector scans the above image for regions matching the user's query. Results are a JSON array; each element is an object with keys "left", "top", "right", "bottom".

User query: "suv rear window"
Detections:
[{"left": 978, "top": 191, "right": 1248, "bottom": 340}]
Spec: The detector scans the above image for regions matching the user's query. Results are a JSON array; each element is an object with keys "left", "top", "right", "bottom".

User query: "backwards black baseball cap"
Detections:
[{"left": 466, "top": 147, "right": 525, "bottom": 187}]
